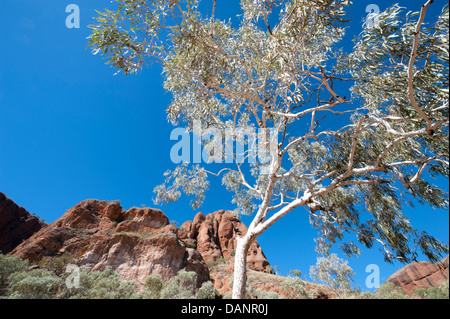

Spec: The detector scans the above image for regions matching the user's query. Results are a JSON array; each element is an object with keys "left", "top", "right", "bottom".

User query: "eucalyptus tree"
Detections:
[{"left": 88, "top": 0, "right": 449, "bottom": 298}]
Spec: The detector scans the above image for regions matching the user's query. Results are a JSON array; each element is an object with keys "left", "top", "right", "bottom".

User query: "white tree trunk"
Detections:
[{"left": 232, "top": 235, "right": 252, "bottom": 299}]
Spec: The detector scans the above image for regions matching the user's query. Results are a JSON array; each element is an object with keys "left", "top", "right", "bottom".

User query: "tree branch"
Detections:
[{"left": 407, "top": 0, "right": 434, "bottom": 134}]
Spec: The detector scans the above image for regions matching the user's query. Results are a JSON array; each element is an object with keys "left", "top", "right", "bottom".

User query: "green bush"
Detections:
[
  {"left": 160, "top": 270, "right": 198, "bottom": 299},
  {"left": 64, "top": 266, "right": 143, "bottom": 299},
  {"left": 7, "top": 269, "right": 62, "bottom": 299},
  {"left": 360, "top": 282, "right": 409, "bottom": 299},
  {"left": 288, "top": 269, "right": 302, "bottom": 278},
  {"left": 195, "top": 281, "right": 217, "bottom": 299},
  {"left": 144, "top": 273, "right": 164, "bottom": 299},
  {"left": 281, "top": 277, "right": 313, "bottom": 299},
  {"left": 252, "top": 289, "right": 284, "bottom": 299},
  {"left": 1, "top": 253, "right": 223, "bottom": 299},
  {"left": 414, "top": 280, "right": 449, "bottom": 299},
  {"left": 0, "top": 254, "right": 28, "bottom": 293},
  {"left": 39, "top": 253, "right": 75, "bottom": 276},
  {"left": 226, "top": 276, "right": 284, "bottom": 299}
]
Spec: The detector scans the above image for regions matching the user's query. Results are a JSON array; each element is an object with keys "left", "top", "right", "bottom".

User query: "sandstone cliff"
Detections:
[
  {"left": 179, "top": 210, "right": 272, "bottom": 273},
  {"left": 11, "top": 199, "right": 210, "bottom": 288},
  {"left": 8, "top": 198, "right": 272, "bottom": 290},
  {"left": 386, "top": 255, "right": 449, "bottom": 296}
]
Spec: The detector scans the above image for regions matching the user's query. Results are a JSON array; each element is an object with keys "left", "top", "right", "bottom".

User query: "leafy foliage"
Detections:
[
  {"left": 280, "top": 277, "right": 313, "bottom": 299},
  {"left": 309, "top": 253, "right": 355, "bottom": 294},
  {"left": 153, "top": 163, "right": 209, "bottom": 209},
  {"left": 195, "top": 280, "right": 218, "bottom": 299},
  {"left": 360, "top": 282, "right": 410, "bottom": 299},
  {"left": 1, "top": 253, "right": 447, "bottom": 299},
  {"left": 160, "top": 269, "right": 198, "bottom": 299},
  {"left": 7, "top": 269, "right": 62, "bottom": 299},
  {"left": 63, "top": 266, "right": 143, "bottom": 299},
  {"left": 414, "top": 279, "right": 449, "bottom": 299},
  {"left": 88, "top": 0, "right": 449, "bottom": 297},
  {"left": 0, "top": 254, "right": 219, "bottom": 299},
  {"left": 0, "top": 254, "right": 28, "bottom": 293},
  {"left": 144, "top": 273, "right": 164, "bottom": 299}
]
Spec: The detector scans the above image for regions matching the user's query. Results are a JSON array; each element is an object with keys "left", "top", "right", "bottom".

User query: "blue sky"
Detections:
[{"left": 0, "top": 0, "right": 448, "bottom": 292}]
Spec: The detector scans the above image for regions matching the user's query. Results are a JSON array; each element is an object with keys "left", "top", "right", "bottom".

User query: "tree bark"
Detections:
[{"left": 232, "top": 235, "right": 252, "bottom": 299}]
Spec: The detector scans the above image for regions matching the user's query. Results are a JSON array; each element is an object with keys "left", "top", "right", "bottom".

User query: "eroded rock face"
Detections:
[
  {"left": 11, "top": 200, "right": 209, "bottom": 288},
  {"left": 179, "top": 210, "right": 272, "bottom": 273},
  {"left": 9, "top": 197, "right": 272, "bottom": 290},
  {"left": 0, "top": 192, "right": 46, "bottom": 254},
  {"left": 386, "top": 255, "right": 449, "bottom": 296}
]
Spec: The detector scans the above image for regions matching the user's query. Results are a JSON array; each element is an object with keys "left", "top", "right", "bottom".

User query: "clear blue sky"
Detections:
[{"left": 0, "top": 0, "right": 448, "bottom": 292}]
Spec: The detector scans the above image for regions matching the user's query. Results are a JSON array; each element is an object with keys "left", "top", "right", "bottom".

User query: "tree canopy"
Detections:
[{"left": 88, "top": 0, "right": 449, "bottom": 297}]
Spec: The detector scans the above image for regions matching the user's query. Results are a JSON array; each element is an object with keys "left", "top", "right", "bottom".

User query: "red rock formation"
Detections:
[
  {"left": 11, "top": 199, "right": 210, "bottom": 288},
  {"left": 179, "top": 210, "right": 272, "bottom": 273},
  {"left": 8, "top": 196, "right": 272, "bottom": 291},
  {"left": 386, "top": 255, "right": 449, "bottom": 296},
  {"left": 0, "top": 192, "right": 46, "bottom": 254}
]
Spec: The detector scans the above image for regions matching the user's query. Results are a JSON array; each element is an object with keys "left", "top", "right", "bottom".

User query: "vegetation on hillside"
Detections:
[{"left": 2, "top": 253, "right": 447, "bottom": 299}]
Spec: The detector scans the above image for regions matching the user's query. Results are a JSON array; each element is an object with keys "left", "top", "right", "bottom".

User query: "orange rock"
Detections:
[
  {"left": 183, "top": 210, "right": 272, "bottom": 273},
  {"left": 11, "top": 199, "right": 209, "bottom": 288},
  {"left": 386, "top": 256, "right": 449, "bottom": 296},
  {"left": 6, "top": 195, "right": 273, "bottom": 291}
]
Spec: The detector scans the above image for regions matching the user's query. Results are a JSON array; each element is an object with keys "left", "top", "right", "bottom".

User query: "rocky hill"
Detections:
[
  {"left": 0, "top": 192, "right": 46, "bottom": 254},
  {"left": 386, "top": 255, "right": 449, "bottom": 296},
  {"left": 7, "top": 197, "right": 271, "bottom": 290}
]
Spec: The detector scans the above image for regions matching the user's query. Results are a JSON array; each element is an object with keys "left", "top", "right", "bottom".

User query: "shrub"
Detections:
[
  {"left": 288, "top": 269, "right": 302, "bottom": 278},
  {"left": 7, "top": 269, "right": 61, "bottom": 299},
  {"left": 195, "top": 281, "right": 217, "bottom": 299},
  {"left": 281, "top": 277, "right": 313, "bottom": 299},
  {"left": 39, "top": 253, "right": 75, "bottom": 276},
  {"left": 206, "top": 256, "right": 226, "bottom": 269},
  {"left": 265, "top": 265, "right": 273, "bottom": 273},
  {"left": 253, "top": 289, "right": 284, "bottom": 299},
  {"left": 160, "top": 270, "right": 197, "bottom": 299},
  {"left": 226, "top": 276, "right": 283, "bottom": 299},
  {"left": 360, "top": 282, "right": 409, "bottom": 299},
  {"left": 64, "top": 266, "right": 143, "bottom": 299},
  {"left": 414, "top": 280, "right": 449, "bottom": 299},
  {"left": 145, "top": 274, "right": 164, "bottom": 299},
  {"left": 0, "top": 254, "right": 28, "bottom": 293}
]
